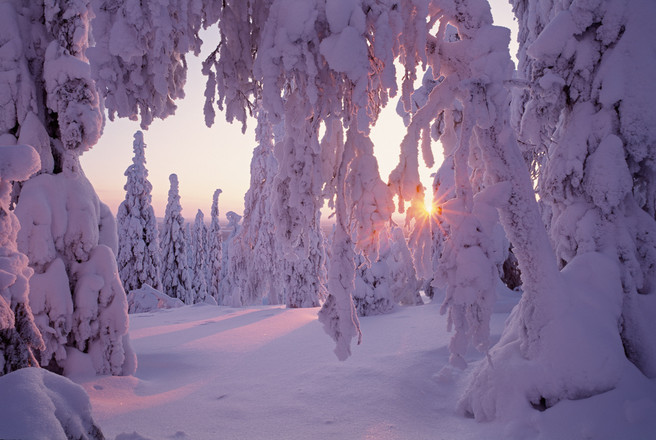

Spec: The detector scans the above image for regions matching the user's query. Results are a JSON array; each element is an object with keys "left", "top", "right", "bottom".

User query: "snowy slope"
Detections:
[{"left": 74, "top": 301, "right": 656, "bottom": 440}]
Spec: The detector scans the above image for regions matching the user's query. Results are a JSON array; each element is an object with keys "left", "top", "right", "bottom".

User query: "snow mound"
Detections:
[
  {"left": 0, "top": 368, "right": 104, "bottom": 440},
  {"left": 127, "top": 284, "right": 184, "bottom": 313}
]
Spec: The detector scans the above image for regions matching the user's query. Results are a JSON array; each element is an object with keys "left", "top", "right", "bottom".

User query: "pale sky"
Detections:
[{"left": 81, "top": 0, "right": 516, "bottom": 221}]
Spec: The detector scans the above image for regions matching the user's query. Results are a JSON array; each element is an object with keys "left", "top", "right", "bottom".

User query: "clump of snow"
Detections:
[
  {"left": 127, "top": 284, "right": 184, "bottom": 314},
  {"left": 0, "top": 367, "right": 104, "bottom": 440}
]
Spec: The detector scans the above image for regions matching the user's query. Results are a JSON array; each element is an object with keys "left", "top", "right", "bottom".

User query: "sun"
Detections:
[{"left": 423, "top": 191, "right": 437, "bottom": 216}]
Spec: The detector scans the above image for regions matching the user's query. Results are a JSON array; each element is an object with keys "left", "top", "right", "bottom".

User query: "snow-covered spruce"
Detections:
[
  {"left": 228, "top": 112, "right": 283, "bottom": 306},
  {"left": 3, "top": 1, "right": 134, "bottom": 377},
  {"left": 0, "top": 145, "right": 44, "bottom": 375},
  {"left": 220, "top": 211, "right": 243, "bottom": 307},
  {"left": 207, "top": 189, "right": 223, "bottom": 304},
  {"left": 512, "top": 0, "right": 656, "bottom": 379},
  {"left": 190, "top": 209, "right": 215, "bottom": 305},
  {"left": 117, "top": 131, "right": 163, "bottom": 295},
  {"left": 353, "top": 227, "right": 421, "bottom": 317},
  {"left": 160, "top": 174, "right": 193, "bottom": 305}
]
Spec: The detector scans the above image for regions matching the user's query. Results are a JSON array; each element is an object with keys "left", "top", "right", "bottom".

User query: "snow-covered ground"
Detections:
[{"left": 70, "top": 298, "right": 656, "bottom": 440}]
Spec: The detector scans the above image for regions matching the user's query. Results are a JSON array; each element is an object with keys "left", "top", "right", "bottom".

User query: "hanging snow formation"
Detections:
[{"left": 117, "top": 131, "right": 163, "bottom": 294}]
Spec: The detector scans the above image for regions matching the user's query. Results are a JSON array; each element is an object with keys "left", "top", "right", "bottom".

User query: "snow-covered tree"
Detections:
[
  {"left": 92, "top": 0, "right": 404, "bottom": 358},
  {"left": 160, "top": 174, "right": 193, "bottom": 304},
  {"left": 220, "top": 211, "right": 242, "bottom": 306},
  {"left": 229, "top": 115, "right": 283, "bottom": 306},
  {"left": 207, "top": 189, "right": 223, "bottom": 304},
  {"left": 116, "top": 131, "right": 162, "bottom": 294},
  {"left": 353, "top": 226, "right": 421, "bottom": 316},
  {"left": 2, "top": 1, "right": 134, "bottom": 377},
  {"left": 386, "top": 227, "right": 422, "bottom": 306},
  {"left": 0, "top": 145, "right": 44, "bottom": 375},
  {"left": 511, "top": 0, "right": 656, "bottom": 381},
  {"left": 190, "top": 209, "right": 214, "bottom": 304}
]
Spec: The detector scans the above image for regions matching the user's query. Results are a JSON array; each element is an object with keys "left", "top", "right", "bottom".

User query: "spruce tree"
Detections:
[
  {"left": 160, "top": 174, "right": 193, "bottom": 304},
  {"left": 116, "top": 131, "right": 163, "bottom": 294}
]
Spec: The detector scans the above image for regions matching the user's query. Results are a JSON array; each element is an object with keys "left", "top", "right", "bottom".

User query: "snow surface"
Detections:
[{"left": 70, "top": 299, "right": 656, "bottom": 440}]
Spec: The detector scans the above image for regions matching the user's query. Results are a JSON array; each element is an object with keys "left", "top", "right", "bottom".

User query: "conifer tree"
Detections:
[
  {"left": 116, "top": 131, "right": 162, "bottom": 294},
  {"left": 208, "top": 189, "right": 223, "bottom": 304},
  {"left": 5, "top": 1, "right": 135, "bottom": 376},
  {"left": 160, "top": 174, "right": 193, "bottom": 304},
  {"left": 191, "top": 210, "right": 213, "bottom": 304}
]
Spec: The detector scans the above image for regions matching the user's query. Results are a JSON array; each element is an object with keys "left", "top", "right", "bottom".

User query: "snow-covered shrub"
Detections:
[
  {"left": 0, "top": 367, "right": 104, "bottom": 439},
  {"left": 160, "top": 174, "right": 193, "bottom": 304},
  {"left": 117, "top": 131, "right": 163, "bottom": 294},
  {"left": 0, "top": 145, "right": 44, "bottom": 375},
  {"left": 127, "top": 284, "right": 184, "bottom": 314}
]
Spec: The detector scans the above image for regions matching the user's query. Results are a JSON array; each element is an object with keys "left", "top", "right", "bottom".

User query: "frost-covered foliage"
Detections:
[
  {"left": 511, "top": 0, "right": 656, "bottom": 378},
  {"left": 160, "top": 174, "right": 193, "bottom": 304},
  {"left": 0, "top": 368, "right": 104, "bottom": 439},
  {"left": 220, "top": 211, "right": 242, "bottom": 306},
  {"left": 127, "top": 284, "right": 184, "bottom": 314},
  {"left": 88, "top": 0, "right": 208, "bottom": 129},
  {"left": 190, "top": 209, "right": 215, "bottom": 305},
  {"left": 117, "top": 131, "right": 162, "bottom": 294},
  {"left": 0, "top": 145, "right": 44, "bottom": 375},
  {"left": 229, "top": 116, "right": 283, "bottom": 306},
  {"left": 207, "top": 189, "right": 223, "bottom": 304}
]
